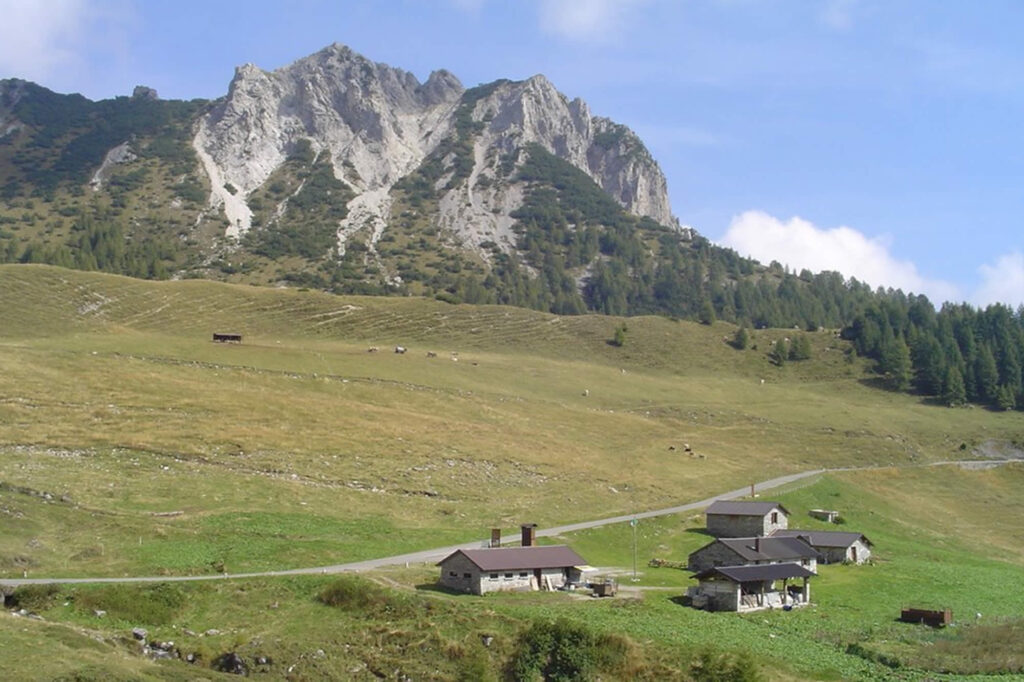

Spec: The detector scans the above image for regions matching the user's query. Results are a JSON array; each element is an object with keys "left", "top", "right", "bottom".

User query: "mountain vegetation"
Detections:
[
  {"left": 1, "top": 266, "right": 1022, "bottom": 680},
  {"left": 3, "top": 53, "right": 1024, "bottom": 412}
]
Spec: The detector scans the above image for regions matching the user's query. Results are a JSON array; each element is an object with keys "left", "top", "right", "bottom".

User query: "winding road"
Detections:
[{"left": 2, "top": 459, "right": 1020, "bottom": 588}]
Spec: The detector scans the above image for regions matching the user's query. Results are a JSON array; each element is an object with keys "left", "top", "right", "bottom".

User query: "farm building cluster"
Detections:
[
  {"left": 687, "top": 500, "right": 872, "bottom": 612},
  {"left": 435, "top": 502, "right": 873, "bottom": 612}
]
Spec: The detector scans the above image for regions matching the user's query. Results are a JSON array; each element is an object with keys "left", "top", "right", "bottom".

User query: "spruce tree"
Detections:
[{"left": 942, "top": 366, "right": 967, "bottom": 406}]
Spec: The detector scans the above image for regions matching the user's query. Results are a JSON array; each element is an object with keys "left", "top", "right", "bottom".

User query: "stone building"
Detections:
[
  {"left": 770, "top": 530, "right": 873, "bottom": 564},
  {"left": 687, "top": 535, "right": 820, "bottom": 573},
  {"left": 705, "top": 500, "right": 789, "bottom": 537},
  {"left": 437, "top": 545, "right": 587, "bottom": 595}
]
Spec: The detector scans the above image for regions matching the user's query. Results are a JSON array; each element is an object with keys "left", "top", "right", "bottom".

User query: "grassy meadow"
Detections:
[{"left": 2, "top": 264, "right": 1024, "bottom": 680}]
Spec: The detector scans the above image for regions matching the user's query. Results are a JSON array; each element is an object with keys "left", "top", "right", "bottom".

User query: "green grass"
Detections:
[{"left": 2, "top": 265, "right": 1024, "bottom": 680}]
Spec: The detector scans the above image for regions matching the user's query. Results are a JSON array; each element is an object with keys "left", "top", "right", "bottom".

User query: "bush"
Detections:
[
  {"left": 8, "top": 584, "right": 61, "bottom": 612},
  {"left": 74, "top": 583, "right": 185, "bottom": 625},
  {"left": 731, "top": 327, "right": 750, "bottom": 350},
  {"left": 689, "top": 648, "right": 763, "bottom": 682},
  {"left": 610, "top": 323, "right": 628, "bottom": 347},
  {"left": 508, "top": 618, "right": 637, "bottom": 681},
  {"left": 317, "top": 575, "right": 415, "bottom": 618}
]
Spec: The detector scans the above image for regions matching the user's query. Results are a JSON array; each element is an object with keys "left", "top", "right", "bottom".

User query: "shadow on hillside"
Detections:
[
  {"left": 856, "top": 376, "right": 893, "bottom": 392},
  {"left": 684, "top": 528, "right": 713, "bottom": 538}
]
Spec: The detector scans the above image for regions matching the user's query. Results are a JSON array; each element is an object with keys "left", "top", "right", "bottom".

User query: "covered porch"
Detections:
[{"left": 690, "top": 563, "right": 814, "bottom": 612}]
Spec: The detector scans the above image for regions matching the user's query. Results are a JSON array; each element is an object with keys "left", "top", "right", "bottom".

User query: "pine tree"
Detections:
[
  {"left": 975, "top": 344, "right": 1000, "bottom": 404},
  {"left": 880, "top": 335, "right": 912, "bottom": 391},
  {"left": 770, "top": 339, "right": 788, "bottom": 366},
  {"left": 941, "top": 366, "right": 967, "bottom": 406},
  {"left": 699, "top": 299, "right": 716, "bottom": 326},
  {"left": 789, "top": 335, "right": 812, "bottom": 361},
  {"left": 995, "top": 384, "right": 1016, "bottom": 411},
  {"left": 732, "top": 326, "right": 750, "bottom": 350}
]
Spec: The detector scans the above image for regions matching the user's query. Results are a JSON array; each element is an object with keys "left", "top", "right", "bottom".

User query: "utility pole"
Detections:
[{"left": 630, "top": 517, "right": 638, "bottom": 581}]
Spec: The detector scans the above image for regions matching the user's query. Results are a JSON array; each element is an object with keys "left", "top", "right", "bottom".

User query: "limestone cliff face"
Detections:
[
  {"left": 194, "top": 44, "right": 677, "bottom": 246},
  {"left": 194, "top": 44, "right": 463, "bottom": 237},
  {"left": 432, "top": 76, "right": 675, "bottom": 258}
]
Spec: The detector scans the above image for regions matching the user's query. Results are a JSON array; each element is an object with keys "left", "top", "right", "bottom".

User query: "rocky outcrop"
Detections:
[
  {"left": 432, "top": 76, "right": 675, "bottom": 258},
  {"left": 194, "top": 44, "right": 677, "bottom": 248},
  {"left": 195, "top": 44, "right": 463, "bottom": 237}
]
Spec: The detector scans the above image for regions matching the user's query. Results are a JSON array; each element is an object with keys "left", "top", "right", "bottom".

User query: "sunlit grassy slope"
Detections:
[
  {"left": 3, "top": 265, "right": 1024, "bottom": 680},
  {"left": 2, "top": 264, "right": 1022, "bottom": 579}
]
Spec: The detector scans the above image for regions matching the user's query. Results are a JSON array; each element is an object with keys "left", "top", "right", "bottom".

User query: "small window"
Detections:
[
  {"left": 771, "top": 511, "right": 778, "bottom": 524},
  {"left": 449, "top": 571, "right": 457, "bottom": 577},
  {"left": 463, "top": 572, "right": 471, "bottom": 579},
  {"left": 519, "top": 572, "right": 528, "bottom": 578},
  {"left": 504, "top": 572, "right": 514, "bottom": 579},
  {"left": 489, "top": 573, "right": 498, "bottom": 579}
]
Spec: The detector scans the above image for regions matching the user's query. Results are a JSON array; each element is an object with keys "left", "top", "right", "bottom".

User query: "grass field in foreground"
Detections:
[
  {"left": 4, "top": 466, "right": 1023, "bottom": 680},
  {"left": 2, "top": 265, "right": 1024, "bottom": 679}
]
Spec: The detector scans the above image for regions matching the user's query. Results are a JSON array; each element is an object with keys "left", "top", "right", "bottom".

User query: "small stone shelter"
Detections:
[
  {"left": 705, "top": 500, "right": 790, "bottom": 537},
  {"left": 770, "top": 529, "right": 873, "bottom": 564},
  {"left": 687, "top": 535, "right": 820, "bottom": 573},
  {"left": 437, "top": 545, "right": 587, "bottom": 595},
  {"left": 689, "top": 563, "right": 814, "bottom": 612}
]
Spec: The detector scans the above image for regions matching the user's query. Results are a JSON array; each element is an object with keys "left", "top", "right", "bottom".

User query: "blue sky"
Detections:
[{"left": 2, "top": 0, "right": 1022, "bottom": 307}]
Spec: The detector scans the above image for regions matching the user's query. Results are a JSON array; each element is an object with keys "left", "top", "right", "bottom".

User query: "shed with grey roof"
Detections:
[
  {"left": 687, "top": 535, "right": 820, "bottom": 573},
  {"left": 770, "top": 529, "right": 873, "bottom": 564},
  {"left": 437, "top": 545, "right": 587, "bottom": 595},
  {"left": 688, "top": 563, "right": 814, "bottom": 612},
  {"left": 705, "top": 500, "right": 790, "bottom": 537}
]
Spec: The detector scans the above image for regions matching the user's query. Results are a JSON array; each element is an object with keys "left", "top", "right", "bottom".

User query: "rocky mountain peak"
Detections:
[{"left": 193, "top": 43, "right": 675, "bottom": 242}]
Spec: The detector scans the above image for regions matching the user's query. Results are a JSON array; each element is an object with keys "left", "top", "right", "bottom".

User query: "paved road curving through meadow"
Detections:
[{"left": 2, "top": 459, "right": 1021, "bottom": 588}]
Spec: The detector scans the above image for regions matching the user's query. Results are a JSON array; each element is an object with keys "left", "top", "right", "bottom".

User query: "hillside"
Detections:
[
  {"left": 2, "top": 266, "right": 1023, "bottom": 679},
  {"left": 0, "top": 46, "right": 921, "bottom": 333}
]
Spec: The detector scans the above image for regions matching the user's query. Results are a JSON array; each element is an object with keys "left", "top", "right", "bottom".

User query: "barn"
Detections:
[
  {"left": 437, "top": 545, "right": 587, "bottom": 595},
  {"left": 705, "top": 500, "right": 790, "bottom": 537}
]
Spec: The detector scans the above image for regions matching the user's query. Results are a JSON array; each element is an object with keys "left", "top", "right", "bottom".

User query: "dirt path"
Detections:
[{"left": 2, "top": 459, "right": 1021, "bottom": 588}]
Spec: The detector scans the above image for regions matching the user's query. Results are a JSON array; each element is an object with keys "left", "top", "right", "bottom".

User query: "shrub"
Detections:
[
  {"left": 508, "top": 618, "right": 637, "bottom": 681},
  {"left": 689, "top": 648, "right": 762, "bottom": 682},
  {"left": 8, "top": 584, "right": 61, "bottom": 612},
  {"left": 317, "top": 575, "right": 414, "bottom": 618},
  {"left": 74, "top": 583, "right": 185, "bottom": 625}
]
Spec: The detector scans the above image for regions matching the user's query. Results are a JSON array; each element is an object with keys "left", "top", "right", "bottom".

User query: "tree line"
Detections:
[{"left": 844, "top": 295, "right": 1024, "bottom": 410}]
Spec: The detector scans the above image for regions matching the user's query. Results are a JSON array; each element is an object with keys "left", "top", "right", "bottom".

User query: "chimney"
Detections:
[
  {"left": 490, "top": 528, "right": 501, "bottom": 548},
  {"left": 521, "top": 523, "right": 537, "bottom": 547},
  {"left": 754, "top": 537, "right": 761, "bottom": 553}
]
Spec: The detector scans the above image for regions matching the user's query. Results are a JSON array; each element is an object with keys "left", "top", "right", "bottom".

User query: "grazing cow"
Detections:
[
  {"left": 394, "top": 346, "right": 407, "bottom": 354},
  {"left": 426, "top": 351, "right": 437, "bottom": 358},
  {"left": 367, "top": 347, "right": 379, "bottom": 353},
  {"left": 582, "top": 389, "right": 589, "bottom": 397}
]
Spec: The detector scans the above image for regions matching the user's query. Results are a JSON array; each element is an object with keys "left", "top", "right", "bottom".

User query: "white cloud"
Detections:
[
  {"left": 719, "top": 210, "right": 960, "bottom": 303},
  {"left": 0, "top": 0, "right": 90, "bottom": 82},
  {"left": 974, "top": 252, "right": 1024, "bottom": 309},
  {"left": 537, "top": 0, "right": 647, "bottom": 42}
]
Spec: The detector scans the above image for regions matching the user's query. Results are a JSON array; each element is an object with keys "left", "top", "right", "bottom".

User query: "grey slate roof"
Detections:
[
  {"left": 705, "top": 500, "right": 790, "bottom": 517},
  {"left": 716, "top": 536, "right": 820, "bottom": 562},
  {"left": 771, "top": 529, "right": 873, "bottom": 548},
  {"left": 695, "top": 563, "right": 815, "bottom": 582},
  {"left": 438, "top": 546, "right": 586, "bottom": 572}
]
